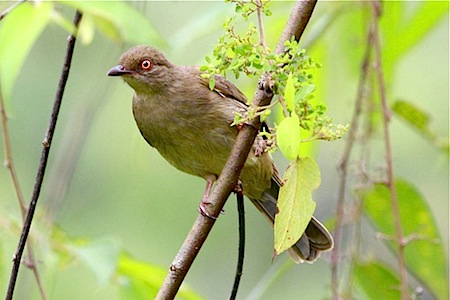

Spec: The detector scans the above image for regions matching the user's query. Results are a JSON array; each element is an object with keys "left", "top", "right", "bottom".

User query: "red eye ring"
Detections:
[{"left": 140, "top": 59, "right": 152, "bottom": 70}]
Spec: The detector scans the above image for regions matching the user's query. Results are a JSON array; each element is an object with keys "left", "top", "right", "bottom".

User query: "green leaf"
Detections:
[
  {"left": 69, "top": 237, "right": 120, "bottom": 286},
  {"left": 277, "top": 113, "right": 301, "bottom": 161},
  {"left": 363, "top": 180, "right": 449, "bottom": 299},
  {"left": 381, "top": 2, "right": 449, "bottom": 80},
  {"left": 295, "top": 84, "right": 315, "bottom": 102},
  {"left": 77, "top": 12, "right": 97, "bottom": 45},
  {"left": 61, "top": 1, "right": 166, "bottom": 47},
  {"left": 0, "top": 2, "right": 52, "bottom": 103},
  {"left": 392, "top": 100, "right": 429, "bottom": 132},
  {"left": 118, "top": 253, "right": 203, "bottom": 300},
  {"left": 208, "top": 76, "right": 215, "bottom": 91},
  {"left": 284, "top": 73, "right": 296, "bottom": 112},
  {"left": 354, "top": 261, "right": 401, "bottom": 300},
  {"left": 274, "top": 157, "right": 319, "bottom": 255}
]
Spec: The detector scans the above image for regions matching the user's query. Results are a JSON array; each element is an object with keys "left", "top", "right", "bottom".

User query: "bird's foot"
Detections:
[
  {"left": 198, "top": 199, "right": 225, "bottom": 220},
  {"left": 198, "top": 200, "right": 218, "bottom": 220}
]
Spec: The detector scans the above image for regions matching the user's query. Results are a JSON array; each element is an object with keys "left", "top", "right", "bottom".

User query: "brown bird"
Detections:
[{"left": 107, "top": 45, "right": 333, "bottom": 262}]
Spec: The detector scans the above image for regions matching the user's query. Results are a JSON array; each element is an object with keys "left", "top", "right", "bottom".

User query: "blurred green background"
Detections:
[{"left": 0, "top": 1, "right": 448, "bottom": 299}]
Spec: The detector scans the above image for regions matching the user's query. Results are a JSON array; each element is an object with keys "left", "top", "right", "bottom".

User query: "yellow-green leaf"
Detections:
[
  {"left": 118, "top": 253, "right": 203, "bottom": 300},
  {"left": 296, "top": 84, "right": 315, "bottom": 102},
  {"left": 354, "top": 261, "right": 401, "bottom": 300},
  {"left": 61, "top": 1, "right": 166, "bottom": 47},
  {"left": 0, "top": 2, "right": 52, "bottom": 103},
  {"left": 274, "top": 157, "right": 320, "bottom": 255},
  {"left": 277, "top": 113, "right": 301, "bottom": 161},
  {"left": 77, "top": 13, "right": 97, "bottom": 45},
  {"left": 392, "top": 100, "right": 429, "bottom": 132},
  {"left": 69, "top": 237, "right": 120, "bottom": 286}
]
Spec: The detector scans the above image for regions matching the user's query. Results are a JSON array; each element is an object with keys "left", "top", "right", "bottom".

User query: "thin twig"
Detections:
[
  {"left": 155, "top": 1, "right": 317, "bottom": 298},
  {"left": 371, "top": 2, "right": 409, "bottom": 299},
  {"left": 246, "top": 258, "right": 293, "bottom": 300},
  {"left": 0, "top": 0, "right": 27, "bottom": 22},
  {"left": 5, "top": 10, "right": 83, "bottom": 300},
  {"left": 255, "top": 0, "right": 266, "bottom": 48},
  {"left": 0, "top": 92, "right": 26, "bottom": 215},
  {"left": 331, "top": 16, "right": 375, "bottom": 300},
  {"left": 1, "top": 87, "right": 47, "bottom": 300},
  {"left": 230, "top": 191, "right": 245, "bottom": 300}
]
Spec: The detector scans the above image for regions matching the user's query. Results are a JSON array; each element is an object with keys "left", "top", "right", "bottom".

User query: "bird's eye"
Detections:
[{"left": 140, "top": 59, "right": 152, "bottom": 70}]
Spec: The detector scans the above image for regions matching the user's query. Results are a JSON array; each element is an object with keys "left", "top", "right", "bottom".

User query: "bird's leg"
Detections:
[{"left": 198, "top": 175, "right": 219, "bottom": 220}]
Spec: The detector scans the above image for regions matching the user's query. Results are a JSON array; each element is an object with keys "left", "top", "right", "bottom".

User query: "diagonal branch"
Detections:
[
  {"left": 5, "top": 10, "right": 83, "bottom": 300},
  {"left": 156, "top": 1, "right": 317, "bottom": 298}
]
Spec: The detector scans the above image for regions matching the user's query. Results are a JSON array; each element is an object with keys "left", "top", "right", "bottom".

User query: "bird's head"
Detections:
[{"left": 107, "top": 45, "right": 174, "bottom": 93}]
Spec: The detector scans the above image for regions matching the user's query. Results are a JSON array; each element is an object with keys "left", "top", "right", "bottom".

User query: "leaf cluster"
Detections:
[
  {"left": 226, "top": 0, "right": 272, "bottom": 20},
  {"left": 201, "top": 9, "right": 347, "bottom": 159}
]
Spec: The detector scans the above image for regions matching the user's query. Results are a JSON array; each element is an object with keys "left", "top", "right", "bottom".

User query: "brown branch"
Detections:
[
  {"left": 5, "top": 10, "right": 83, "bottom": 300},
  {"left": 275, "top": 0, "right": 317, "bottom": 53},
  {"left": 371, "top": 2, "right": 409, "bottom": 299},
  {"left": 155, "top": 0, "right": 317, "bottom": 298}
]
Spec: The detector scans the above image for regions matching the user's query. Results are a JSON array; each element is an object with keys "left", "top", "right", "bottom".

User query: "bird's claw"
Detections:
[{"left": 198, "top": 201, "right": 224, "bottom": 220}]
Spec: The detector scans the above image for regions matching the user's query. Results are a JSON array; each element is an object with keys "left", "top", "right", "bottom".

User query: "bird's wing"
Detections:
[
  {"left": 201, "top": 73, "right": 272, "bottom": 134},
  {"left": 211, "top": 74, "right": 249, "bottom": 105}
]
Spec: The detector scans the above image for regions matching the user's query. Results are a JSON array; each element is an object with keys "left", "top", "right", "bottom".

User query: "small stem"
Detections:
[
  {"left": 0, "top": 92, "right": 26, "bottom": 214},
  {"left": 255, "top": 0, "right": 266, "bottom": 48},
  {"left": 276, "top": 96, "right": 290, "bottom": 118},
  {"left": 246, "top": 258, "right": 293, "bottom": 300},
  {"left": 1, "top": 88, "right": 47, "bottom": 300},
  {"left": 230, "top": 191, "right": 245, "bottom": 300},
  {"left": 371, "top": 2, "right": 409, "bottom": 299}
]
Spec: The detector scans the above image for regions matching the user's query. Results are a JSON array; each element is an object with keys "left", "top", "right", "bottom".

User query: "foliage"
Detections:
[
  {"left": 274, "top": 157, "right": 319, "bottom": 255},
  {"left": 0, "top": 1, "right": 448, "bottom": 299},
  {"left": 363, "top": 180, "right": 448, "bottom": 299},
  {"left": 0, "top": 1, "right": 165, "bottom": 105}
]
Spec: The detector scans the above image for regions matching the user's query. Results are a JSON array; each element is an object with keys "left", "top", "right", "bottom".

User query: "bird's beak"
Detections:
[{"left": 107, "top": 65, "right": 132, "bottom": 76}]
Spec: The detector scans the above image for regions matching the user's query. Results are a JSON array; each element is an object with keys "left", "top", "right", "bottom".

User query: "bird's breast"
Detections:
[{"left": 132, "top": 92, "right": 237, "bottom": 178}]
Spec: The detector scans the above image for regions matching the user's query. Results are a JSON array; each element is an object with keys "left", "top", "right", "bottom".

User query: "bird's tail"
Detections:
[{"left": 250, "top": 178, "right": 333, "bottom": 263}]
